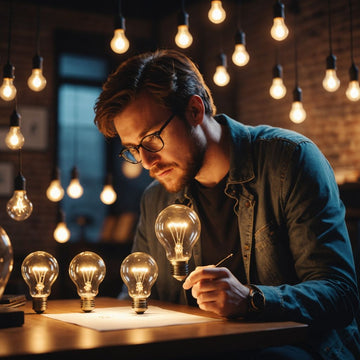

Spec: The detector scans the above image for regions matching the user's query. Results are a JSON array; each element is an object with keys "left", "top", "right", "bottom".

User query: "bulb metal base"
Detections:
[
  {"left": 80, "top": 298, "right": 95, "bottom": 312},
  {"left": 171, "top": 261, "right": 189, "bottom": 281},
  {"left": 132, "top": 298, "right": 148, "bottom": 314},
  {"left": 32, "top": 297, "right": 47, "bottom": 314}
]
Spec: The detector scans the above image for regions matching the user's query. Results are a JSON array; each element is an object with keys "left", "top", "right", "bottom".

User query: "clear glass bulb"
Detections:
[
  {"left": 27, "top": 68, "right": 47, "bottom": 92},
  {"left": 0, "top": 226, "right": 13, "bottom": 299},
  {"left": 100, "top": 184, "right": 117, "bottom": 205},
  {"left": 0, "top": 78, "right": 16, "bottom": 101},
  {"left": 110, "top": 29, "right": 130, "bottom": 54},
  {"left": 213, "top": 65, "right": 230, "bottom": 86},
  {"left": 69, "top": 251, "right": 106, "bottom": 312},
  {"left": 67, "top": 178, "right": 83, "bottom": 199},
  {"left": 346, "top": 80, "right": 360, "bottom": 101},
  {"left": 270, "top": 77, "right": 287, "bottom": 99},
  {"left": 53, "top": 221, "right": 71, "bottom": 243},
  {"left": 121, "top": 252, "right": 158, "bottom": 314},
  {"left": 5, "top": 126, "right": 24, "bottom": 150},
  {"left": 322, "top": 69, "right": 340, "bottom": 92},
  {"left": 46, "top": 179, "right": 64, "bottom": 202},
  {"left": 155, "top": 204, "right": 201, "bottom": 281},
  {"left": 21, "top": 251, "right": 59, "bottom": 313},
  {"left": 208, "top": 0, "right": 226, "bottom": 24},
  {"left": 232, "top": 44, "right": 250, "bottom": 66},
  {"left": 175, "top": 25, "right": 193, "bottom": 49},
  {"left": 6, "top": 190, "right": 33, "bottom": 221},
  {"left": 290, "top": 101, "right": 306, "bottom": 124},
  {"left": 271, "top": 17, "right": 289, "bottom": 41}
]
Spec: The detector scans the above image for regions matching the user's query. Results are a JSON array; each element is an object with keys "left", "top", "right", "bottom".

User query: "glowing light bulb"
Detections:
[
  {"left": 100, "top": 173, "right": 117, "bottom": 205},
  {"left": 0, "top": 226, "right": 13, "bottom": 300},
  {"left": 7, "top": 172, "right": 33, "bottom": 221},
  {"left": 213, "top": 65, "right": 230, "bottom": 86},
  {"left": 69, "top": 251, "right": 106, "bottom": 312},
  {"left": 175, "top": 25, "right": 193, "bottom": 49},
  {"left": 46, "top": 168, "right": 64, "bottom": 202},
  {"left": 110, "top": 29, "right": 130, "bottom": 54},
  {"left": 21, "top": 251, "right": 59, "bottom": 313},
  {"left": 0, "top": 63, "right": 16, "bottom": 101},
  {"left": 322, "top": 54, "right": 340, "bottom": 92},
  {"left": 53, "top": 210, "right": 70, "bottom": 243},
  {"left": 271, "top": 1, "right": 289, "bottom": 41},
  {"left": 5, "top": 109, "right": 24, "bottom": 150},
  {"left": 289, "top": 86, "right": 306, "bottom": 123},
  {"left": 208, "top": 1, "right": 226, "bottom": 24},
  {"left": 121, "top": 252, "right": 158, "bottom": 314},
  {"left": 346, "top": 63, "right": 360, "bottom": 101},
  {"left": 270, "top": 64, "right": 286, "bottom": 99},
  {"left": 67, "top": 166, "right": 83, "bottom": 199},
  {"left": 155, "top": 204, "right": 201, "bottom": 281},
  {"left": 28, "top": 55, "right": 46, "bottom": 91},
  {"left": 232, "top": 44, "right": 250, "bottom": 67}
]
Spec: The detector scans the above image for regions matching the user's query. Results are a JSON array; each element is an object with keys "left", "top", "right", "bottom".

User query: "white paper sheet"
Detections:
[{"left": 42, "top": 306, "right": 220, "bottom": 331}]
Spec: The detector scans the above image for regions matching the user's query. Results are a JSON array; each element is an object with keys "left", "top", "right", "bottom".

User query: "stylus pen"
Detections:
[{"left": 215, "top": 253, "right": 233, "bottom": 267}]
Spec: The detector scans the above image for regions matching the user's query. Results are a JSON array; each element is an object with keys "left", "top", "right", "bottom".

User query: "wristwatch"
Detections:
[{"left": 246, "top": 285, "right": 265, "bottom": 313}]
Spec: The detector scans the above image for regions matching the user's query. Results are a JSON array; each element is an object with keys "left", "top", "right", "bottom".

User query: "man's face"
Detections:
[{"left": 114, "top": 94, "right": 206, "bottom": 193}]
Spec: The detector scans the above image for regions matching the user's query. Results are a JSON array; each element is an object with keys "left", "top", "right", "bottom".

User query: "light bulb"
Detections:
[
  {"left": 6, "top": 173, "right": 33, "bottom": 221},
  {"left": 5, "top": 126, "right": 24, "bottom": 150},
  {"left": 110, "top": 29, "right": 130, "bottom": 54},
  {"left": 67, "top": 166, "right": 83, "bottom": 199},
  {"left": 100, "top": 184, "right": 117, "bottom": 205},
  {"left": 271, "top": 1, "right": 289, "bottom": 41},
  {"left": 322, "top": 69, "right": 340, "bottom": 92},
  {"left": 121, "top": 252, "right": 158, "bottom": 314},
  {"left": 155, "top": 204, "right": 201, "bottom": 281},
  {"left": 46, "top": 179, "right": 64, "bottom": 202},
  {"left": 208, "top": 1, "right": 226, "bottom": 24},
  {"left": 290, "top": 101, "right": 306, "bottom": 123},
  {"left": 232, "top": 44, "right": 250, "bottom": 67},
  {"left": 54, "top": 222, "right": 71, "bottom": 243},
  {"left": 346, "top": 81, "right": 360, "bottom": 101},
  {"left": 0, "top": 226, "right": 13, "bottom": 300},
  {"left": 69, "top": 251, "right": 106, "bottom": 312},
  {"left": 0, "top": 63, "right": 16, "bottom": 101},
  {"left": 213, "top": 65, "right": 230, "bottom": 86},
  {"left": 270, "top": 78, "right": 287, "bottom": 99},
  {"left": 28, "top": 69, "right": 47, "bottom": 92},
  {"left": 21, "top": 251, "right": 59, "bottom": 313},
  {"left": 175, "top": 25, "right": 193, "bottom": 49}
]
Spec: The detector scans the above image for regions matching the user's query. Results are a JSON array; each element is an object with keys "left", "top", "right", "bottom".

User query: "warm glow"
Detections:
[
  {"left": 110, "top": 29, "right": 130, "bottom": 54},
  {"left": 322, "top": 69, "right": 340, "bottom": 92},
  {"left": 271, "top": 17, "right": 289, "bottom": 41},
  {"left": 0, "top": 78, "right": 16, "bottom": 101},
  {"left": 270, "top": 78, "right": 287, "bottom": 99},
  {"left": 208, "top": 1, "right": 226, "bottom": 24},
  {"left": 289, "top": 101, "right": 306, "bottom": 124},
  {"left": 175, "top": 25, "right": 193, "bottom": 49},
  {"left": 54, "top": 222, "right": 71, "bottom": 243},
  {"left": 232, "top": 44, "right": 250, "bottom": 67},
  {"left": 213, "top": 65, "right": 230, "bottom": 86},
  {"left": 46, "top": 179, "right": 64, "bottom": 202},
  {"left": 6, "top": 190, "right": 33, "bottom": 221},
  {"left": 100, "top": 184, "right": 117, "bottom": 205},
  {"left": 67, "top": 178, "right": 83, "bottom": 199},
  {"left": 5, "top": 126, "right": 24, "bottom": 150},
  {"left": 346, "top": 80, "right": 360, "bottom": 101},
  {"left": 28, "top": 68, "right": 47, "bottom": 92}
]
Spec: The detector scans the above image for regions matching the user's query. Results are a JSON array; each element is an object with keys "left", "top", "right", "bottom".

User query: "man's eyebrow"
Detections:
[{"left": 121, "top": 123, "right": 158, "bottom": 147}]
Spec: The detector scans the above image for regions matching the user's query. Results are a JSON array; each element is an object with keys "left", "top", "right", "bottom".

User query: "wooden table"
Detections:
[{"left": 0, "top": 297, "right": 308, "bottom": 359}]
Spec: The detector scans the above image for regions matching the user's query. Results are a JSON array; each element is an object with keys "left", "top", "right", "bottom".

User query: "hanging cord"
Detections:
[
  {"left": 35, "top": 5, "right": 41, "bottom": 55},
  {"left": 327, "top": 0, "right": 333, "bottom": 54},
  {"left": 236, "top": 0, "right": 243, "bottom": 31},
  {"left": 348, "top": 0, "right": 354, "bottom": 62},
  {"left": 293, "top": 12, "right": 299, "bottom": 86},
  {"left": 6, "top": 0, "right": 13, "bottom": 63}
]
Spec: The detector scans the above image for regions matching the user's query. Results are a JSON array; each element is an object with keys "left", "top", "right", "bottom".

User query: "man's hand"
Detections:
[{"left": 182, "top": 265, "right": 250, "bottom": 318}]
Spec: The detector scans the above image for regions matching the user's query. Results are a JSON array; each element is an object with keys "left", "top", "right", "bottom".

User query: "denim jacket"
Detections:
[{"left": 132, "top": 114, "right": 360, "bottom": 359}]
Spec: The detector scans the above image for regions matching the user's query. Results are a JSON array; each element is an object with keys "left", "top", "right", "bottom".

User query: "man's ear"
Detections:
[{"left": 186, "top": 95, "right": 205, "bottom": 125}]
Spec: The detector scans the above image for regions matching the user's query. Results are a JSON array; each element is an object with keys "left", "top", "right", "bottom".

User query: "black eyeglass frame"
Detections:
[{"left": 119, "top": 113, "right": 176, "bottom": 164}]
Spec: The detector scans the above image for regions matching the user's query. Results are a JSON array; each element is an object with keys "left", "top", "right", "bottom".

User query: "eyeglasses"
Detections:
[{"left": 119, "top": 113, "right": 176, "bottom": 164}]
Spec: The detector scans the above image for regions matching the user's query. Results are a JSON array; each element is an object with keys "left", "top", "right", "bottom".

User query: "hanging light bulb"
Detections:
[
  {"left": 346, "top": 62, "right": 360, "bottom": 101},
  {"left": 208, "top": 0, "right": 226, "bottom": 24},
  {"left": 175, "top": 3, "right": 193, "bottom": 49},
  {"left": 53, "top": 209, "right": 71, "bottom": 243},
  {"left": 270, "top": 0, "right": 289, "bottom": 41},
  {"left": 67, "top": 166, "right": 83, "bottom": 199},
  {"left": 46, "top": 167, "right": 64, "bottom": 202},
  {"left": 322, "top": 54, "right": 340, "bottom": 92},
  {"left": 213, "top": 53, "right": 230, "bottom": 87},
  {"left": 69, "top": 251, "right": 106, "bottom": 312},
  {"left": 100, "top": 173, "right": 117, "bottom": 205},
  {"left": 28, "top": 55, "right": 46, "bottom": 92},
  {"left": 21, "top": 251, "right": 59, "bottom": 313},
  {"left": 5, "top": 109, "right": 24, "bottom": 150},
  {"left": 0, "top": 62, "right": 16, "bottom": 101},
  {"left": 110, "top": 0, "right": 129, "bottom": 54},
  {"left": 0, "top": 226, "right": 13, "bottom": 300},
  {"left": 121, "top": 252, "right": 158, "bottom": 314},
  {"left": 7, "top": 172, "right": 33, "bottom": 221},
  {"left": 270, "top": 64, "right": 287, "bottom": 99},
  {"left": 155, "top": 204, "right": 201, "bottom": 281},
  {"left": 232, "top": 30, "right": 250, "bottom": 67},
  {"left": 290, "top": 86, "right": 306, "bottom": 124}
]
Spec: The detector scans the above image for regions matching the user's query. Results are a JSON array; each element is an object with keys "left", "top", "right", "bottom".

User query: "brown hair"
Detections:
[{"left": 94, "top": 49, "right": 216, "bottom": 137}]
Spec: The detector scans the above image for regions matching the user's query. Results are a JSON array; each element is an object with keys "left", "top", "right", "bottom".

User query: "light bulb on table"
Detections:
[
  {"left": 67, "top": 166, "right": 83, "bottom": 199},
  {"left": 121, "top": 252, "right": 158, "bottom": 314},
  {"left": 28, "top": 55, "right": 47, "bottom": 92},
  {"left": 346, "top": 63, "right": 360, "bottom": 101},
  {"left": 155, "top": 204, "right": 201, "bottom": 281},
  {"left": 270, "top": 64, "right": 286, "bottom": 99},
  {"left": 5, "top": 109, "right": 24, "bottom": 150},
  {"left": 271, "top": 1, "right": 289, "bottom": 41},
  {"left": 21, "top": 251, "right": 59, "bottom": 313},
  {"left": 0, "top": 62, "right": 16, "bottom": 101},
  {"left": 7, "top": 172, "right": 33, "bottom": 221},
  {"left": 69, "top": 251, "right": 106, "bottom": 312},
  {"left": 208, "top": 1, "right": 226, "bottom": 24}
]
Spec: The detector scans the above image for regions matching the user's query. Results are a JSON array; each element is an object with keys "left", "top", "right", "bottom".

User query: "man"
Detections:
[{"left": 94, "top": 49, "right": 360, "bottom": 359}]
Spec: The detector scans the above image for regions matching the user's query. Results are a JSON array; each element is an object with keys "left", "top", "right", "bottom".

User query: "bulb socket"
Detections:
[
  {"left": 171, "top": 261, "right": 189, "bottom": 281},
  {"left": 70, "top": 167, "right": 79, "bottom": 180},
  {"left": 217, "top": 53, "right": 227, "bottom": 67},
  {"left": 235, "top": 30, "right": 246, "bottom": 45},
  {"left": 9, "top": 109, "right": 21, "bottom": 127},
  {"left": 326, "top": 54, "right": 337, "bottom": 70},
  {"left": 80, "top": 298, "right": 95, "bottom": 312},
  {"left": 32, "top": 54, "right": 43, "bottom": 69},
  {"left": 272, "top": 64, "right": 283, "bottom": 78},
  {"left": 3, "top": 62, "right": 15, "bottom": 79},
  {"left": 114, "top": 14, "right": 126, "bottom": 30},
  {"left": 349, "top": 62, "right": 359, "bottom": 81},
  {"left": 293, "top": 86, "right": 303, "bottom": 102},
  {"left": 178, "top": 9, "right": 189, "bottom": 26},
  {"left": 32, "top": 297, "right": 47, "bottom": 314},
  {"left": 14, "top": 172, "right": 26, "bottom": 191},
  {"left": 132, "top": 298, "right": 148, "bottom": 314},
  {"left": 273, "top": 0, "right": 285, "bottom": 18}
]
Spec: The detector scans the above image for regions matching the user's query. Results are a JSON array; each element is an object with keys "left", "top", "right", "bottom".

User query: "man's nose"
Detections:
[{"left": 139, "top": 148, "right": 160, "bottom": 170}]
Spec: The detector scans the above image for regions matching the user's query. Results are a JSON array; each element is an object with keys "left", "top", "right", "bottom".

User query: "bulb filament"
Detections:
[
  {"left": 168, "top": 222, "right": 188, "bottom": 259},
  {"left": 32, "top": 266, "right": 48, "bottom": 293},
  {"left": 132, "top": 267, "right": 148, "bottom": 293},
  {"left": 81, "top": 266, "right": 97, "bottom": 292}
]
